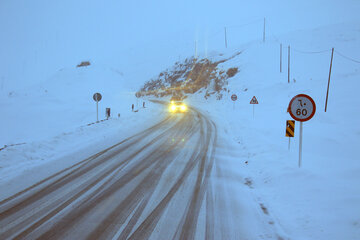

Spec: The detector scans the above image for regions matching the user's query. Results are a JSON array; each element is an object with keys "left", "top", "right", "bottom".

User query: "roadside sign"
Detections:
[
  {"left": 286, "top": 120, "right": 295, "bottom": 151},
  {"left": 93, "top": 93, "right": 102, "bottom": 102},
  {"left": 250, "top": 96, "right": 258, "bottom": 104},
  {"left": 285, "top": 120, "right": 295, "bottom": 137},
  {"left": 231, "top": 94, "right": 237, "bottom": 110},
  {"left": 288, "top": 94, "right": 316, "bottom": 122},
  {"left": 287, "top": 94, "right": 316, "bottom": 168},
  {"left": 93, "top": 92, "right": 102, "bottom": 122},
  {"left": 250, "top": 96, "right": 258, "bottom": 118}
]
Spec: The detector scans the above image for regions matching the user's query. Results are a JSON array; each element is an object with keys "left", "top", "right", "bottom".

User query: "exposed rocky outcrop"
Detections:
[{"left": 136, "top": 52, "right": 241, "bottom": 100}]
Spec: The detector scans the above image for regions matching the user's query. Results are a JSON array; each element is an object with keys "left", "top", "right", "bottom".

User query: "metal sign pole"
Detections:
[
  {"left": 286, "top": 120, "right": 295, "bottom": 150},
  {"left": 288, "top": 138, "right": 291, "bottom": 150},
  {"left": 299, "top": 121, "right": 303, "bottom": 167},
  {"left": 231, "top": 94, "right": 237, "bottom": 110},
  {"left": 93, "top": 93, "right": 102, "bottom": 122},
  {"left": 253, "top": 105, "right": 254, "bottom": 119},
  {"left": 288, "top": 94, "right": 316, "bottom": 168},
  {"left": 96, "top": 100, "right": 99, "bottom": 122}
]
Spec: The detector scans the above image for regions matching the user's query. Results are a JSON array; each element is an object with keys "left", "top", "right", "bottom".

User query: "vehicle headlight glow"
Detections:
[
  {"left": 180, "top": 105, "right": 187, "bottom": 111},
  {"left": 170, "top": 105, "right": 176, "bottom": 112}
]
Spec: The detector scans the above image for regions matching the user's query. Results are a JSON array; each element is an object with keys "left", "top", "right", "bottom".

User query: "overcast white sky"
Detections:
[{"left": 0, "top": 0, "right": 359, "bottom": 89}]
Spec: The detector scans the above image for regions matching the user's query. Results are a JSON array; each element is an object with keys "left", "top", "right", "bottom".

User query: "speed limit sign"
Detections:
[
  {"left": 288, "top": 94, "right": 316, "bottom": 168},
  {"left": 288, "top": 94, "right": 316, "bottom": 122}
]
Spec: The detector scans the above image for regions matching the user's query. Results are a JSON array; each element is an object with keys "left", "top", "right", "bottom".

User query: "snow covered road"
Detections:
[{"left": 0, "top": 103, "right": 226, "bottom": 239}]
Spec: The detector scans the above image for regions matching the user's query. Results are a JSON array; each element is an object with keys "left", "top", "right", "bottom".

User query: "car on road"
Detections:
[{"left": 169, "top": 100, "right": 188, "bottom": 113}]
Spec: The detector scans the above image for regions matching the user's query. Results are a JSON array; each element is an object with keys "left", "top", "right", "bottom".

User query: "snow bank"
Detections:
[{"left": 188, "top": 22, "right": 360, "bottom": 240}]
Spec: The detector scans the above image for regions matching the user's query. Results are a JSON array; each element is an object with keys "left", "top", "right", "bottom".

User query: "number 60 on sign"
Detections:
[{"left": 288, "top": 94, "right": 316, "bottom": 122}]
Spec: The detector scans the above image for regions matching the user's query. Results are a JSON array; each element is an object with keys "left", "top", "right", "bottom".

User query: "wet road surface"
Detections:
[{"left": 0, "top": 104, "right": 225, "bottom": 240}]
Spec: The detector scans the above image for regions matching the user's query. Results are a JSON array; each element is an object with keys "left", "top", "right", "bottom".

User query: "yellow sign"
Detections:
[{"left": 286, "top": 120, "right": 295, "bottom": 137}]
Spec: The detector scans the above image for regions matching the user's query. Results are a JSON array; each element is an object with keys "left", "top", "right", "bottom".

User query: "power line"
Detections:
[
  {"left": 208, "top": 29, "right": 223, "bottom": 38},
  {"left": 334, "top": 50, "right": 360, "bottom": 64},
  {"left": 292, "top": 48, "right": 331, "bottom": 54},
  {"left": 227, "top": 18, "right": 263, "bottom": 29},
  {"left": 207, "top": 19, "right": 263, "bottom": 39},
  {"left": 271, "top": 34, "right": 281, "bottom": 43}
]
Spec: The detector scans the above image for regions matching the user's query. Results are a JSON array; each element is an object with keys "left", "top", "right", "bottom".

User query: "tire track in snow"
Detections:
[
  {"left": 0, "top": 116, "right": 177, "bottom": 239},
  {"left": 0, "top": 116, "right": 172, "bottom": 207},
  {"left": 128, "top": 110, "right": 217, "bottom": 240},
  {"left": 14, "top": 116, "right": 191, "bottom": 239},
  {"left": 0, "top": 105, "right": 219, "bottom": 240}
]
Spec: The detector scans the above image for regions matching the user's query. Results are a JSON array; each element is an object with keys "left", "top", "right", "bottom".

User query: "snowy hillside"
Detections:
[
  {"left": 2, "top": 21, "right": 359, "bottom": 239},
  {"left": 128, "top": 21, "right": 360, "bottom": 239},
  {"left": 0, "top": 65, "right": 137, "bottom": 146},
  {"left": 1, "top": 0, "right": 360, "bottom": 239},
  {"left": 186, "top": 23, "right": 360, "bottom": 240}
]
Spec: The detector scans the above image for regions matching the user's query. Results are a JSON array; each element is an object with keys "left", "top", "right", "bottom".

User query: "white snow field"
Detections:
[
  {"left": 186, "top": 23, "right": 360, "bottom": 239},
  {"left": 1, "top": 0, "right": 360, "bottom": 239}
]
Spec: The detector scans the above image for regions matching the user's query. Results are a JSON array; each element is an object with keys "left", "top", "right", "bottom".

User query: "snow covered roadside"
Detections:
[
  {"left": 1, "top": 17, "right": 359, "bottom": 239},
  {"left": 189, "top": 22, "right": 360, "bottom": 240},
  {"left": 0, "top": 65, "right": 169, "bottom": 200},
  {"left": 199, "top": 98, "right": 360, "bottom": 240},
  {"left": 0, "top": 102, "right": 166, "bottom": 200}
]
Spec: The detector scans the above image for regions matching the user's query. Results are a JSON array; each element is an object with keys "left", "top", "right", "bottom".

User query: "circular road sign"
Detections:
[
  {"left": 288, "top": 94, "right": 316, "bottom": 122},
  {"left": 231, "top": 94, "right": 237, "bottom": 101},
  {"left": 93, "top": 93, "right": 102, "bottom": 102}
]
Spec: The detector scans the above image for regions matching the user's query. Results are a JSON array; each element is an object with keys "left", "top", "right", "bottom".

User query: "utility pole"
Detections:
[
  {"left": 205, "top": 43, "right": 208, "bottom": 58},
  {"left": 280, "top": 43, "right": 282, "bottom": 73},
  {"left": 288, "top": 45, "right": 290, "bottom": 83},
  {"left": 263, "top": 18, "right": 266, "bottom": 43},
  {"left": 195, "top": 40, "right": 197, "bottom": 59},
  {"left": 325, "top": 48, "right": 334, "bottom": 112},
  {"left": 224, "top": 27, "right": 228, "bottom": 48}
]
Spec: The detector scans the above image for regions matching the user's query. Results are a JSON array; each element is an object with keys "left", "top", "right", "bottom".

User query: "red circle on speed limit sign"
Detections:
[{"left": 288, "top": 94, "right": 316, "bottom": 122}]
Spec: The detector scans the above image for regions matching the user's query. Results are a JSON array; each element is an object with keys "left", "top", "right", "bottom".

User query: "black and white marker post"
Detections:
[
  {"left": 288, "top": 94, "right": 316, "bottom": 167},
  {"left": 93, "top": 92, "right": 102, "bottom": 123}
]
